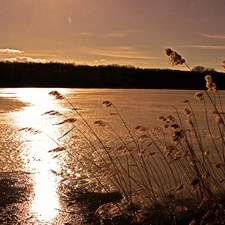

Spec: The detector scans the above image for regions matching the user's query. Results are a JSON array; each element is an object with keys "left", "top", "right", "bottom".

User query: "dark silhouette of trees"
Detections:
[
  {"left": 0, "top": 61, "right": 224, "bottom": 89},
  {"left": 192, "top": 66, "right": 206, "bottom": 73},
  {"left": 192, "top": 66, "right": 216, "bottom": 74}
]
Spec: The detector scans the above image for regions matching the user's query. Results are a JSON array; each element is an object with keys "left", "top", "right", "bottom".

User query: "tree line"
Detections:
[{"left": 0, "top": 61, "right": 224, "bottom": 89}]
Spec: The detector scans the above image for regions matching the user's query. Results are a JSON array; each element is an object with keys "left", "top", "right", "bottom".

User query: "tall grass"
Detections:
[{"left": 21, "top": 50, "right": 225, "bottom": 224}]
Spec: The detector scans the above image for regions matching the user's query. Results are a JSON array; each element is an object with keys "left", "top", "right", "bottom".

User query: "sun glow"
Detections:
[
  {"left": 13, "top": 88, "right": 65, "bottom": 130},
  {"left": 16, "top": 88, "right": 61, "bottom": 107}
]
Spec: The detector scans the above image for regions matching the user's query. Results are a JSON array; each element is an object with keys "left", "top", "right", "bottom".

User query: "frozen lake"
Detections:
[{"left": 0, "top": 88, "right": 224, "bottom": 224}]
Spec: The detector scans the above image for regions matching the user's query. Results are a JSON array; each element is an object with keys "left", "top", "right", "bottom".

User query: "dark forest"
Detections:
[{"left": 0, "top": 61, "right": 224, "bottom": 89}]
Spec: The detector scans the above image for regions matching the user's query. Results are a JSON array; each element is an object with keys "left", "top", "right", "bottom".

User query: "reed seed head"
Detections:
[
  {"left": 138, "top": 149, "right": 156, "bottom": 158},
  {"left": 55, "top": 118, "right": 77, "bottom": 125},
  {"left": 165, "top": 48, "right": 173, "bottom": 56},
  {"left": 123, "top": 148, "right": 135, "bottom": 154},
  {"left": 164, "top": 48, "right": 186, "bottom": 66},
  {"left": 165, "top": 115, "right": 175, "bottom": 123},
  {"left": 185, "top": 118, "right": 194, "bottom": 127},
  {"left": 133, "top": 126, "right": 148, "bottom": 132},
  {"left": 190, "top": 177, "right": 200, "bottom": 186},
  {"left": 19, "top": 127, "right": 41, "bottom": 134},
  {"left": 222, "top": 60, "right": 225, "bottom": 70},
  {"left": 48, "top": 146, "right": 66, "bottom": 153},
  {"left": 174, "top": 150, "right": 184, "bottom": 160},
  {"left": 153, "top": 126, "right": 162, "bottom": 134},
  {"left": 48, "top": 90, "right": 65, "bottom": 99},
  {"left": 166, "top": 151, "right": 172, "bottom": 161},
  {"left": 138, "top": 134, "right": 149, "bottom": 142},
  {"left": 42, "top": 110, "right": 62, "bottom": 116},
  {"left": 214, "top": 113, "right": 223, "bottom": 124},
  {"left": 194, "top": 92, "right": 204, "bottom": 101},
  {"left": 163, "top": 124, "right": 170, "bottom": 129},
  {"left": 183, "top": 108, "right": 192, "bottom": 116},
  {"left": 102, "top": 101, "right": 113, "bottom": 107},
  {"left": 94, "top": 120, "right": 107, "bottom": 126},
  {"left": 171, "top": 123, "right": 180, "bottom": 130},
  {"left": 138, "top": 148, "right": 147, "bottom": 156},
  {"left": 148, "top": 152, "right": 156, "bottom": 157},
  {"left": 162, "top": 144, "right": 175, "bottom": 152},
  {"left": 205, "top": 75, "right": 217, "bottom": 92},
  {"left": 157, "top": 116, "right": 166, "bottom": 122},
  {"left": 189, "top": 158, "right": 199, "bottom": 166},
  {"left": 201, "top": 172, "right": 210, "bottom": 179},
  {"left": 214, "top": 162, "right": 222, "bottom": 169},
  {"left": 172, "top": 130, "right": 184, "bottom": 143},
  {"left": 204, "top": 150, "right": 210, "bottom": 156}
]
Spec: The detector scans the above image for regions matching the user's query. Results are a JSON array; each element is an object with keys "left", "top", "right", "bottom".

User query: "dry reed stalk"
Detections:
[{"left": 19, "top": 49, "right": 225, "bottom": 224}]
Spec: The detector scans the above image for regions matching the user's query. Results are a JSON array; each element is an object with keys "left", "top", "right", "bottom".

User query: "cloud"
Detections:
[
  {"left": 87, "top": 46, "right": 158, "bottom": 60},
  {"left": 179, "top": 45, "right": 225, "bottom": 50},
  {"left": 189, "top": 0, "right": 204, "bottom": 8},
  {"left": 77, "top": 32, "right": 93, "bottom": 36},
  {"left": 104, "top": 33, "right": 127, "bottom": 38},
  {"left": 200, "top": 33, "right": 225, "bottom": 39},
  {"left": 0, "top": 48, "right": 24, "bottom": 54},
  {"left": 4, "top": 56, "right": 46, "bottom": 63},
  {"left": 94, "top": 58, "right": 107, "bottom": 63},
  {"left": 104, "top": 29, "right": 140, "bottom": 38}
]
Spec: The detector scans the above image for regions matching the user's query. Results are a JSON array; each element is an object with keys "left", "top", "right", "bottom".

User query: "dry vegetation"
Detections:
[{"left": 21, "top": 49, "right": 225, "bottom": 224}]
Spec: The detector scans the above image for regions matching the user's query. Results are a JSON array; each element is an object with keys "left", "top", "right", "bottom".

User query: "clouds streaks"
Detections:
[
  {"left": 200, "top": 33, "right": 225, "bottom": 39},
  {"left": 4, "top": 56, "right": 46, "bottom": 63},
  {"left": 0, "top": 48, "right": 24, "bottom": 54},
  {"left": 179, "top": 45, "right": 225, "bottom": 50},
  {"left": 86, "top": 46, "right": 158, "bottom": 60}
]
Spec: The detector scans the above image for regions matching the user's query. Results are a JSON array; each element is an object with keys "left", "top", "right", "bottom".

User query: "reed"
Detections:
[{"left": 21, "top": 49, "right": 225, "bottom": 224}]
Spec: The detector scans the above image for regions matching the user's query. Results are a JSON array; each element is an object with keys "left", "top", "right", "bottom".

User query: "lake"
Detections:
[{"left": 0, "top": 88, "right": 224, "bottom": 224}]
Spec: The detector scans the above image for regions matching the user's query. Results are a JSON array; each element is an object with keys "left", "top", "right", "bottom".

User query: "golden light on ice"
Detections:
[
  {"left": 32, "top": 174, "right": 59, "bottom": 221},
  {"left": 14, "top": 88, "right": 65, "bottom": 132},
  {"left": 27, "top": 142, "right": 61, "bottom": 222},
  {"left": 11, "top": 88, "right": 65, "bottom": 223}
]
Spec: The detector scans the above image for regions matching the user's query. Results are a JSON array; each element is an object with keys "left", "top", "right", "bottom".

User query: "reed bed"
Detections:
[{"left": 21, "top": 49, "right": 225, "bottom": 224}]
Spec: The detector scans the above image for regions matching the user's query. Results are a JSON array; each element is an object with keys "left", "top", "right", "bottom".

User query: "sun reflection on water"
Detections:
[
  {"left": 31, "top": 170, "right": 60, "bottom": 222},
  {"left": 23, "top": 137, "right": 62, "bottom": 223},
  {"left": 12, "top": 88, "right": 65, "bottom": 223}
]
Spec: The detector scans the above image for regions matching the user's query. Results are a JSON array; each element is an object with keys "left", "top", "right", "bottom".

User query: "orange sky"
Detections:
[{"left": 0, "top": 0, "right": 225, "bottom": 71}]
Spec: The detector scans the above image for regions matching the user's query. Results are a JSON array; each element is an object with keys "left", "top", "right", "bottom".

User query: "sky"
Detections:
[{"left": 0, "top": 0, "right": 225, "bottom": 71}]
